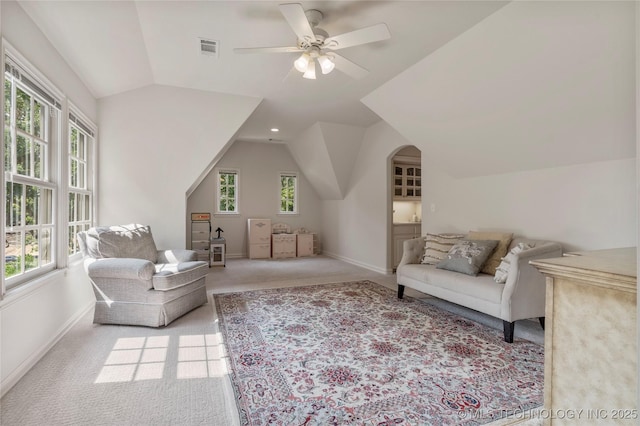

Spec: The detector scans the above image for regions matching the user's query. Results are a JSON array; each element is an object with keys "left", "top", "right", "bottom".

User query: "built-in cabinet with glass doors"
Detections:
[{"left": 393, "top": 164, "right": 421, "bottom": 200}]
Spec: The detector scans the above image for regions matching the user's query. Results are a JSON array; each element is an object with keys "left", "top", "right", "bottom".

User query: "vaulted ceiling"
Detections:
[{"left": 17, "top": 1, "right": 508, "bottom": 143}]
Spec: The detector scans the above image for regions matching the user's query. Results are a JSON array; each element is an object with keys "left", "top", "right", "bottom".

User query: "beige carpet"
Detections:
[
  {"left": 0, "top": 298, "right": 239, "bottom": 425},
  {"left": 205, "top": 255, "right": 398, "bottom": 293},
  {"left": 0, "top": 255, "right": 543, "bottom": 425}
]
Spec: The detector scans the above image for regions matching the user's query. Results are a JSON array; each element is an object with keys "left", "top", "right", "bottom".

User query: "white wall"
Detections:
[
  {"left": 0, "top": 265, "right": 94, "bottom": 395},
  {"left": 422, "top": 158, "right": 636, "bottom": 252},
  {"left": 0, "top": 0, "right": 97, "bottom": 395},
  {"left": 187, "top": 140, "right": 323, "bottom": 257},
  {"left": 322, "top": 121, "right": 413, "bottom": 273},
  {"left": 98, "top": 85, "right": 261, "bottom": 249}
]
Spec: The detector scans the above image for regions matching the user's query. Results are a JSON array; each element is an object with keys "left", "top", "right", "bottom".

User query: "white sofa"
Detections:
[{"left": 397, "top": 236, "right": 562, "bottom": 342}]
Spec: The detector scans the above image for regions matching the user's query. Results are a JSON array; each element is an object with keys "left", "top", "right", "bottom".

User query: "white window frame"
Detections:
[
  {"left": 278, "top": 171, "right": 298, "bottom": 215},
  {"left": 3, "top": 47, "right": 62, "bottom": 290},
  {"left": 215, "top": 168, "right": 239, "bottom": 215},
  {"left": 67, "top": 105, "right": 96, "bottom": 260},
  {"left": 1, "top": 41, "right": 98, "bottom": 297}
]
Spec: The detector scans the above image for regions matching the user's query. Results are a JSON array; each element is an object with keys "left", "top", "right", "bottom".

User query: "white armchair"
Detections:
[{"left": 77, "top": 224, "right": 209, "bottom": 327}]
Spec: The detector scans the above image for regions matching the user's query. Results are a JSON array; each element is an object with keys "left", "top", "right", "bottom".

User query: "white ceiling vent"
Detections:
[{"left": 199, "top": 38, "right": 219, "bottom": 58}]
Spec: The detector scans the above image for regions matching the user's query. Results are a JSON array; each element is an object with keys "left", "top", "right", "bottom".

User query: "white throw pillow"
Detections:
[
  {"left": 494, "top": 243, "right": 534, "bottom": 283},
  {"left": 421, "top": 233, "right": 466, "bottom": 265}
]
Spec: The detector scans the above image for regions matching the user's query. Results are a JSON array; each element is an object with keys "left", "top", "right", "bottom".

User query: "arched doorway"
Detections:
[{"left": 388, "top": 145, "right": 422, "bottom": 272}]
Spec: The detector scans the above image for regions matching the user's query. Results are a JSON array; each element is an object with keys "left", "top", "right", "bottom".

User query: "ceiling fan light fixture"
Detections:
[
  {"left": 234, "top": 3, "right": 390, "bottom": 81},
  {"left": 294, "top": 52, "right": 310, "bottom": 72},
  {"left": 302, "top": 61, "right": 316, "bottom": 79},
  {"left": 317, "top": 55, "right": 335, "bottom": 75}
]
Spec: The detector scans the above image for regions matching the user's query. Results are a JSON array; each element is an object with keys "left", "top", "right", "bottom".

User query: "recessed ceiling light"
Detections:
[{"left": 270, "top": 128, "right": 280, "bottom": 132}]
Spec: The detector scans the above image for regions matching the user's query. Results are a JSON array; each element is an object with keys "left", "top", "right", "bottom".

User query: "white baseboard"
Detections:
[
  {"left": 0, "top": 300, "right": 94, "bottom": 398},
  {"left": 323, "top": 251, "right": 392, "bottom": 275}
]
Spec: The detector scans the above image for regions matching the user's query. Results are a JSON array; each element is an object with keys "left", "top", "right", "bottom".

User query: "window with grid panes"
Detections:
[
  {"left": 4, "top": 57, "right": 59, "bottom": 286},
  {"left": 216, "top": 170, "right": 238, "bottom": 214},
  {"left": 68, "top": 112, "right": 94, "bottom": 256},
  {"left": 279, "top": 172, "right": 297, "bottom": 214}
]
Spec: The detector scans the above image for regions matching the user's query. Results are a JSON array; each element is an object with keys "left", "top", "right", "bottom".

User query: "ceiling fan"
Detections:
[{"left": 234, "top": 3, "right": 391, "bottom": 80}]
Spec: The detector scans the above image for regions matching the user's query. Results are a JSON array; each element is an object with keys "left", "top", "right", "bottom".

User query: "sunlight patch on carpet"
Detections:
[
  {"left": 215, "top": 280, "right": 544, "bottom": 425},
  {"left": 95, "top": 332, "right": 228, "bottom": 383},
  {"left": 96, "top": 336, "right": 170, "bottom": 383},
  {"left": 176, "top": 333, "right": 229, "bottom": 379}
]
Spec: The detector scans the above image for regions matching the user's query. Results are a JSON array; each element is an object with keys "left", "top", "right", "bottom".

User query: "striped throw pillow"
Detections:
[
  {"left": 421, "top": 233, "right": 466, "bottom": 265},
  {"left": 494, "top": 243, "right": 534, "bottom": 283}
]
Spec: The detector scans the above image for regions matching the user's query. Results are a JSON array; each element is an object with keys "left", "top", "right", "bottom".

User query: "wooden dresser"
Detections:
[{"left": 531, "top": 248, "right": 637, "bottom": 425}]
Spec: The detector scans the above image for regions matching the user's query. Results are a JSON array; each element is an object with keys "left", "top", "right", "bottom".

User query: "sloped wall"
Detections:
[
  {"left": 321, "top": 123, "right": 366, "bottom": 197},
  {"left": 98, "top": 85, "right": 261, "bottom": 249},
  {"left": 287, "top": 123, "right": 341, "bottom": 200},
  {"left": 287, "top": 122, "right": 365, "bottom": 200},
  {"left": 363, "top": 1, "right": 635, "bottom": 178}
]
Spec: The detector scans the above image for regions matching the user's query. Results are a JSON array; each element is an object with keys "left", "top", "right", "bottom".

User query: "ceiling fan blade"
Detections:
[
  {"left": 324, "top": 23, "right": 390, "bottom": 50},
  {"left": 331, "top": 53, "right": 369, "bottom": 79},
  {"left": 279, "top": 3, "right": 316, "bottom": 43},
  {"left": 234, "top": 46, "right": 302, "bottom": 54}
]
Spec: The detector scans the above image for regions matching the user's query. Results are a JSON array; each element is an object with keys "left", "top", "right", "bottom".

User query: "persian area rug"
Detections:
[{"left": 214, "top": 280, "right": 544, "bottom": 425}]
